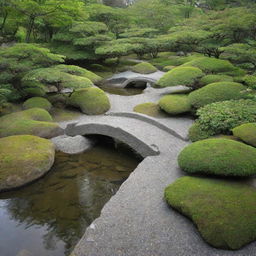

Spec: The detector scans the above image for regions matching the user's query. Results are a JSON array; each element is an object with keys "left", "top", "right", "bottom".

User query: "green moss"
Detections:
[
  {"left": 178, "top": 138, "right": 256, "bottom": 176},
  {"left": 158, "top": 94, "right": 191, "bottom": 115},
  {"left": 0, "top": 135, "right": 55, "bottom": 191},
  {"left": 232, "top": 123, "right": 256, "bottom": 147},
  {"left": 131, "top": 62, "right": 157, "bottom": 74},
  {"left": 23, "top": 87, "right": 46, "bottom": 97},
  {"left": 0, "top": 108, "right": 63, "bottom": 138},
  {"left": 68, "top": 87, "right": 110, "bottom": 115},
  {"left": 133, "top": 102, "right": 166, "bottom": 117},
  {"left": 200, "top": 74, "right": 233, "bottom": 86},
  {"left": 244, "top": 75, "right": 256, "bottom": 89},
  {"left": 188, "top": 122, "right": 214, "bottom": 142},
  {"left": 165, "top": 176, "right": 256, "bottom": 250},
  {"left": 163, "top": 65, "right": 176, "bottom": 71},
  {"left": 181, "top": 57, "right": 236, "bottom": 74},
  {"left": 51, "top": 107, "right": 81, "bottom": 122},
  {"left": 188, "top": 82, "right": 246, "bottom": 109},
  {"left": 23, "top": 97, "right": 52, "bottom": 111},
  {"left": 157, "top": 67, "right": 204, "bottom": 88}
]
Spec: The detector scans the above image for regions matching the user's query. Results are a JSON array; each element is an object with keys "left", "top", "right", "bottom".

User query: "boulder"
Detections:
[{"left": 0, "top": 135, "right": 55, "bottom": 191}]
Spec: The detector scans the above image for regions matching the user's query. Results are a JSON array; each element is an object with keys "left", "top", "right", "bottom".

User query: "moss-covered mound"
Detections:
[
  {"left": 157, "top": 67, "right": 204, "bottom": 88},
  {"left": 131, "top": 62, "right": 157, "bottom": 74},
  {"left": 0, "top": 135, "right": 55, "bottom": 191},
  {"left": 164, "top": 176, "right": 256, "bottom": 250},
  {"left": 200, "top": 74, "right": 233, "bottom": 86},
  {"left": 178, "top": 138, "right": 256, "bottom": 176},
  {"left": 0, "top": 108, "right": 63, "bottom": 138},
  {"left": 23, "top": 97, "right": 52, "bottom": 111},
  {"left": 133, "top": 102, "right": 166, "bottom": 117},
  {"left": 68, "top": 87, "right": 110, "bottom": 115},
  {"left": 232, "top": 123, "right": 256, "bottom": 147},
  {"left": 188, "top": 122, "right": 214, "bottom": 142},
  {"left": 163, "top": 65, "right": 175, "bottom": 72},
  {"left": 158, "top": 95, "right": 191, "bottom": 115},
  {"left": 181, "top": 57, "right": 236, "bottom": 74},
  {"left": 188, "top": 82, "right": 246, "bottom": 109}
]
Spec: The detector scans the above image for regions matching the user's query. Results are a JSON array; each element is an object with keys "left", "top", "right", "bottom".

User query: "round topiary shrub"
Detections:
[
  {"left": 133, "top": 102, "right": 165, "bottom": 117},
  {"left": 163, "top": 65, "right": 175, "bottom": 72},
  {"left": 188, "top": 82, "right": 246, "bottom": 109},
  {"left": 68, "top": 87, "right": 110, "bottom": 115},
  {"left": 131, "top": 62, "right": 157, "bottom": 74},
  {"left": 181, "top": 57, "right": 236, "bottom": 74},
  {"left": 158, "top": 94, "right": 191, "bottom": 115},
  {"left": 178, "top": 138, "right": 256, "bottom": 176},
  {"left": 199, "top": 74, "right": 233, "bottom": 86},
  {"left": 165, "top": 176, "right": 256, "bottom": 250},
  {"left": 23, "top": 97, "right": 52, "bottom": 111},
  {"left": 232, "top": 123, "right": 256, "bottom": 147},
  {"left": 195, "top": 99, "right": 256, "bottom": 137},
  {"left": 157, "top": 67, "right": 204, "bottom": 88}
]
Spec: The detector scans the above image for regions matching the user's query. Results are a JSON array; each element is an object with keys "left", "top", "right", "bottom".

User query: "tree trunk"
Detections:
[
  {"left": 0, "top": 12, "right": 8, "bottom": 33},
  {"left": 25, "top": 16, "right": 35, "bottom": 43}
]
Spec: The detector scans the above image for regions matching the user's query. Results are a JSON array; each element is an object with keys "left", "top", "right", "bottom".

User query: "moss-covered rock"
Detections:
[
  {"left": 0, "top": 108, "right": 63, "bottom": 138},
  {"left": 164, "top": 176, "right": 256, "bottom": 250},
  {"left": 178, "top": 138, "right": 256, "bottom": 176},
  {"left": 232, "top": 123, "right": 256, "bottom": 147},
  {"left": 188, "top": 82, "right": 246, "bottom": 109},
  {"left": 0, "top": 135, "right": 55, "bottom": 191},
  {"left": 200, "top": 74, "right": 233, "bottom": 86},
  {"left": 131, "top": 62, "right": 157, "bottom": 74},
  {"left": 133, "top": 102, "right": 166, "bottom": 117},
  {"left": 68, "top": 87, "right": 110, "bottom": 115},
  {"left": 158, "top": 94, "right": 191, "bottom": 115},
  {"left": 181, "top": 57, "right": 236, "bottom": 74},
  {"left": 23, "top": 97, "right": 52, "bottom": 111},
  {"left": 163, "top": 65, "right": 176, "bottom": 72},
  {"left": 157, "top": 67, "right": 204, "bottom": 88}
]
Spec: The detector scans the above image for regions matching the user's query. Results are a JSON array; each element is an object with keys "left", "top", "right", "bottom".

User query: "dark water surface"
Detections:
[{"left": 0, "top": 143, "right": 141, "bottom": 256}]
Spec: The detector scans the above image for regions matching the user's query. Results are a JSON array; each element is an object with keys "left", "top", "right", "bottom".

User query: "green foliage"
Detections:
[
  {"left": 131, "top": 62, "right": 157, "bottom": 74},
  {"left": 188, "top": 82, "right": 246, "bottom": 109},
  {"left": 0, "top": 108, "right": 63, "bottom": 138},
  {"left": 23, "top": 97, "right": 52, "bottom": 111},
  {"left": 165, "top": 176, "right": 256, "bottom": 249},
  {"left": 244, "top": 75, "right": 256, "bottom": 89},
  {"left": 158, "top": 94, "right": 191, "bottom": 115},
  {"left": 68, "top": 87, "right": 110, "bottom": 115},
  {"left": 200, "top": 74, "right": 233, "bottom": 86},
  {"left": 157, "top": 66, "right": 204, "bottom": 88},
  {"left": 195, "top": 99, "right": 256, "bottom": 137},
  {"left": 181, "top": 57, "right": 236, "bottom": 74},
  {"left": 188, "top": 122, "right": 214, "bottom": 142},
  {"left": 232, "top": 123, "right": 256, "bottom": 147},
  {"left": 178, "top": 138, "right": 256, "bottom": 176},
  {"left": 133, "top": 102, "right": 165, "bottom": 117}
]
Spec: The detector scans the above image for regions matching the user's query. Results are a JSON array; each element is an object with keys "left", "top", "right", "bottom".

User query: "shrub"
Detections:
[
  {"left": 133, "top": 102, "right": 165, "bottom": 117},
  {"left": 188, "top": 122, "right": 214, "bottom": 142},
  {"left": 165, "top": 176, "right": 256, "bottom": 249},
  {"left": 181, "top": 57, "right": 236, "bottom": 74},
  {"left": 23, "top": 97, "right": 52, "bottom": 111},
  {"left": 199, "top": 74, "right": 233, "bottom": 86},
  {"left": 188, "top": 82, "right": 246, "bottom": 109},
  {"left": 156, "top": 67, "right": 204, "bottom": 88},
  {"left": 68, "top": 87, "right": 110, "bottom": 115},
  {"left": 232, "top": 123, "right": 256, "bottom": 147},
  {"left": 163, "top": 65, "right": 175, "bottom": 72},
  {"left": 158, "top": 94, "right": 191, "bottom": 115},
  {"left": 131, "top": 62, "right": 157, "bottom": 74},
  {"left": 196, "top": 99, "right": 256, "bottom": 136},
  {"left": 178, "top": 138, "right": 256, "bottom": 176},
  {"left": 244, "top": 75, "right": 256, "bottom": 89}
]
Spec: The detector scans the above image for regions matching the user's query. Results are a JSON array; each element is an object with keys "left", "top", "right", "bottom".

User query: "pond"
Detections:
[{"left": 0, "top": 139, "right": 141, "bottom": 256}]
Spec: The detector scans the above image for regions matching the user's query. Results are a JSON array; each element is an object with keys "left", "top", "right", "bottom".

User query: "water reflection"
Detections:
[{"left": 0, "top": 143, "right": 141, "bottom": 256}]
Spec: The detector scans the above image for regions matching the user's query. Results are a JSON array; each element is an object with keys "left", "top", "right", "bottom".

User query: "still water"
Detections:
[{"left": 0, "top": 142, "right": 141, "bottom": 256}]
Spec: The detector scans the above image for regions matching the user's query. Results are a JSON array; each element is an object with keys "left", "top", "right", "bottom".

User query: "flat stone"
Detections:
[{"left": 51, "top": 135, "right": 94, "bottom": 154}]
